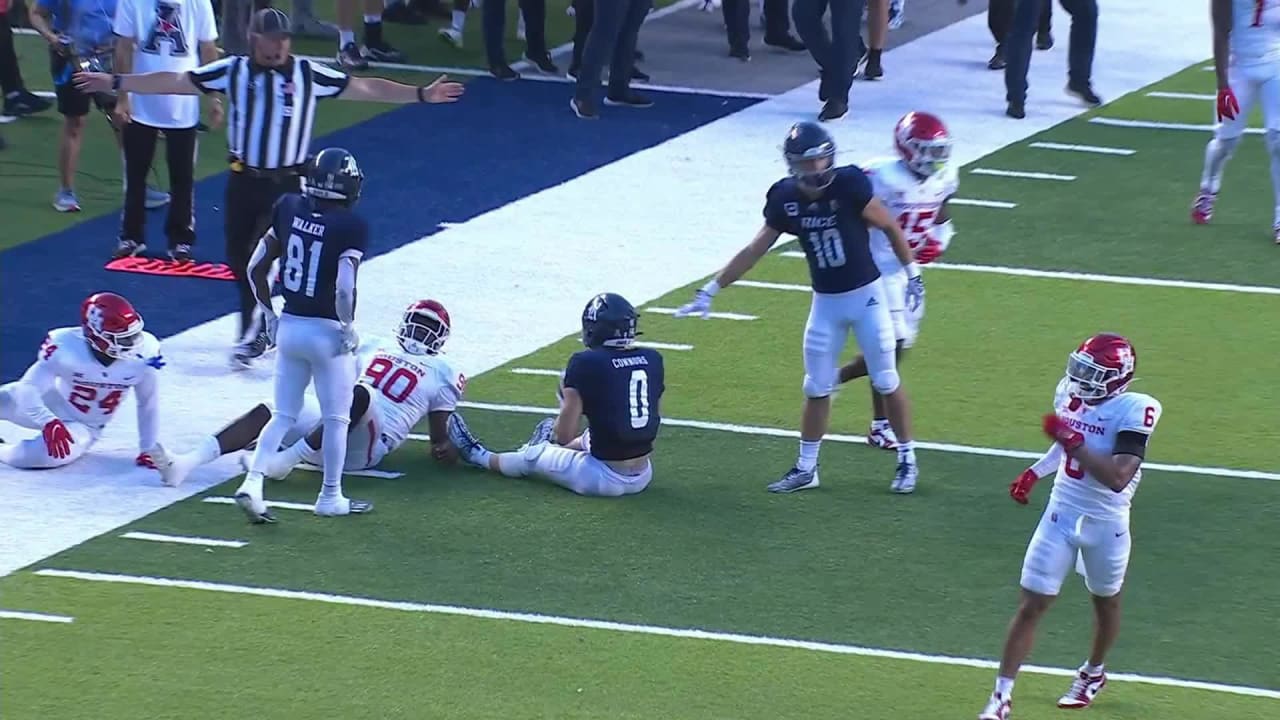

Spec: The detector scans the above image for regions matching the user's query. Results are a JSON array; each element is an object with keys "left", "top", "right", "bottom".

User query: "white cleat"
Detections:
[
  {"left": 890, "top": 460, "right": 918, "bottom": 494},
  {"left": 978, "top": 692, "right": 1011, "bottom": 720},
  {"left": 866, "top": 422, "right": 898, "bottom": 450},
  {"left": 313, "top": 495, "right": 373, "bottom": 517},
  {"left": 438, "top": 27, "right": 463, "bottom": 49},
  {"left": 1057, "top": 669, "right": 1106, "bottom": 709},
  {"left": 152, "top": 444, "right": 195, "bottom": 488},
  {"left": 234, "top": 473, "right": 275, "bottom": 524}
]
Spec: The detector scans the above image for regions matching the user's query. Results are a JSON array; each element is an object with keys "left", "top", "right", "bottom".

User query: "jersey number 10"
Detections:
[
  {"left": 628, "top": 369, "right": 650, "bottom": 429},
  {"left": 283, "top": 233, "right": 323, "bottom": 298},
  {"left": 806, "top": 228, "right": 847, "bottom": 269}
]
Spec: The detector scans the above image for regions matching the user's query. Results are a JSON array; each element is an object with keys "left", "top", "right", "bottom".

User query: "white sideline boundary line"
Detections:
[
  {"left": 1147, "top": 91, "right": 1214, "bottom": 101},
  {"left": 1029, "top": 141, "right": 1135, "bottom": 155},
  {"left": 970, "top": 168, "right": 1076, "bottom": 181},
  {"left": 511, "top": 368, "right": 563, "bottom": 377},
  {"left": 0, "top": 609, "right": 75, "bottom": 623},
  {"left": 634, "top": 341, "right": 693, "bottom": 351},
  {"left": 201, "top": 496, "right": 315, "bottom": 512},
  {"left": 441, "top": 401, "right": 1280, "bottom": 482},
  {"left": 773, "top": 253, "right": 1280, "bottom": 295},
  {"left": 31, "top": 568, "right": 1280, "bottom": 701},
  {"left": 949, "top": 198, "right": 1017, "bottom": 209},
  {"left": 120, "top": 531, "right": 246, "bottom": 548},
  {"left": 645, "top": 307, "right": 758, "bottom": 321},
  {"left": 1090, "top": 117, "right": 1264, "bottom": 135}
]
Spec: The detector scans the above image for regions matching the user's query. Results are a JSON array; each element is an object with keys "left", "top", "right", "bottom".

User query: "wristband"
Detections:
[
  {"left": 112, "top": 74, "right": 123, "bottom": 91},
  {"left": 905, "top": 262, "right": 922, "bottom": 278},
  {"left": 416, "top": 86, "right": 426, "bottom": 103},
  {"left": 700, "top": 279, "right": 721, "bottom": 296}
]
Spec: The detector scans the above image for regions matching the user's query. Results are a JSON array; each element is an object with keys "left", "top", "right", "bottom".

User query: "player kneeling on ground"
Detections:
[
  {"left": 448, "top": 292, "right": 664, "bottom": 497},
  {"left": 0, "top": 293, "right": 165, "bottom": 470},
  {"left": 153, "top": 300, "right": 465, "bottom": 487},
  {"left": 978, "top": 333, "right": 1162, "bottom": 720}
]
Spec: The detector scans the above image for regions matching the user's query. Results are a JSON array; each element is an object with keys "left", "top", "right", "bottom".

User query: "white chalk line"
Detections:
[
  {"left": 1147, "top": 91, "right": 1214, "bottom": 101},
  {"left": 645, "top": 307, "right": 758, "bottom": 321},
  {"left": 634, "top": 341, "right": 693, "bottom": 351},
  {"left": 30, "top": 568, "right": 1280, "bottom": 701},
  {"left": 949, "top": 198, "right": 1017, "bottom": 209},
  {"left": 440, "top": 401, "right": 1280, "bottom": 481},
  {"left": 511, "top": 368, "right": 564, "bottom": 377},
  {"left": 120, "top": 531, "right": 247, "bottom": 549},
  {"left": 1090, "top": 117, "right": 1264, "bottom": 135},
  {"left": 970, "top": 168, "right": 1076, "bottom": 181},
  {"left": 201, "top": 496, "right": 315, "bottom": 512},
  {"left": 1029, "top": 141, "right": 1135, "bottom": 156},
  {"left": 0, "top": 609, "right": 75, "bottom": 623},
  {"left": 294, "top": 463, "right": 403, "bottom": 479}
]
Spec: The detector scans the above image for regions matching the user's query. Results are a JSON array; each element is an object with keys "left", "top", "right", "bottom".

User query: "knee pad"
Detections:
[
  {"left": 802, "top": 374, "right": 834, "bottom": 399},
  {"left": 871, "top": 368, "right": 900, "bottom": 395}
]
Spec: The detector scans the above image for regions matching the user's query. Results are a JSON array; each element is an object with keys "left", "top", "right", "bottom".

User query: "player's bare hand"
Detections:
[
  {"left": 73, "top": 71, "right": 112, "bottom": 94},
  {"left": 1009, "top": 469, "right": 1038, "bottom": 504},
  {"left": 423, "top": 75, "right": 464, "bottom": 104},
  {"left": 431, "top": 440, "right": 459, "bottom": 465},
  {"left": 111, "top": 99, "right": 131, "bottom": 128},
  {"left": 339, "top": 324, "right": 359, "bottom": 355}
]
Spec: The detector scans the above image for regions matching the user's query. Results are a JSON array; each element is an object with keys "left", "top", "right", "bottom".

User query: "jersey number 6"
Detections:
[
  {"left": 283, "top": 233, "right": 323, "bottom": 298},
  {"left": 806, "top": 228, "right": 847, "bottom": 269},
  {"left": 628, "top": 369, "right": 650, "bottom": 429}
]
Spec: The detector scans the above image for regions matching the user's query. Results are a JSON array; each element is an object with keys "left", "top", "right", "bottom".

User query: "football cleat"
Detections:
[
  {"left": 314, "top": 495, "right": 373, "bottom": 517},
  {"left": 978, "top": 693, "right": 1011, "bottom": 720},
  {"left": 233, "top": 473, "right": 275, "bottom": 524},
  {"left": 891, "top": 461, "right": 917, "bottom": 494},
  {"left": 447, "top": 413, "right": 487, "bottom": 467},
  {"left": 1273, "top": 223, "right": 1280, "bottom": 245},
  {"left": 767, "top": 466, "right": 820, "bottom": 493},
  {"left": 867, "top": 422, "right": 898, "bottom": 450},
  {"left": 1057, "top": 669, "right": 1106, "bottom": 709},
  {"left": 1191, "top": 190, "right": 1216, "bottom": 224},
  {"left": 523, "top": 417, "right": 555, "bottom": 450},
  {"left": 150, "top": 444, "right": 190, "bottom": 488},
  {"left": 438, "top": 27, "right": 463, "bottom": 48}
]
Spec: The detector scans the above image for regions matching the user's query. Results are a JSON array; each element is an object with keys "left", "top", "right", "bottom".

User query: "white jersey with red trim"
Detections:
[
  {"left": 16, "top": 327, "right": 162, "bottom": 446},
  {"left": 862, "top": 156, "right": 959, "bottom": 274},
  {"left": 1231, "top": 0, "right": 1280, "bottom": 65},
  {"left": 1047, "top": 378, "right": 1163, "bottom": 522},
  {"left": 356, "top": 344, "right": 465, "bottom": 450}
]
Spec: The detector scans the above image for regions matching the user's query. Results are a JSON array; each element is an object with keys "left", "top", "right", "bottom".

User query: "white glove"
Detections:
[
  {"left": 904, "top": 263, "right": 925, "bottom": 314},
  {"left": 674, "top": 290, "right": 714, "bottom": 319},
  {"left": 339, "top": 324, "right": 359, "bottom": 355}
]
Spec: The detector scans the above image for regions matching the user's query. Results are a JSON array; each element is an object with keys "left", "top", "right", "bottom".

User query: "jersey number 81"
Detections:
[{"left": 283, "top": 233, "right": 323, "bottom": 298}]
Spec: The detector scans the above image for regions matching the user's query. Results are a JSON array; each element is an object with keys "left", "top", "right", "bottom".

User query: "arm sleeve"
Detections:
[
  {"left": 1029, "top": 442, "right": 1065, "bottom": 478},
  {"left": 335, "top": 258, "right": 358, "bottom": 324},
  {"left": 134, "top": 368, "right": 160, "bottom": 451},
  {"left": 13, "top": 360, "right": 60, "bottom": 427},
  {"left": 308, "top": 60, "right": 350, "bottom": 98},
  {"left": 247, "top": 236, "right": 274, "bottom": 308},
  {"left": 187, "top": 56, "right": 236, "bottom": 93},
  {"left": 112, "top": 0, "right": 135, "bottom": 37},
  {"left": 1113, "top": 431, "right": 1149, "bottom": 459}
]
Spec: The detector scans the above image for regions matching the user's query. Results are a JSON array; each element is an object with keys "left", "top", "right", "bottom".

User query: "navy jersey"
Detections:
[
  {"left": 272, "top": 193, "right": 370, "bottom": 320},
  {"left": 563, "top": 347, "right": 665, "bottom": 461},
  {"left": 763, "top": 165, "right": 880, "bottom": 294}
]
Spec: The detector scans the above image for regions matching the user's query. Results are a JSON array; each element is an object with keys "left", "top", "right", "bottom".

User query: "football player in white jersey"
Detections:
[
  {"left": 152, "top": 300, "right": 464, "bottom": 487},
  {"left": 1192, "top": 0, "right": 1280, "bottom": 243},
  {"left": 977, "top": 333, "right": 1162, "bottom": 720},
  {"left": 0, "top": 293, "right": 165, "bottom": 470},
  {"left": 837, "top": 111, "right": 958, "bottom": 452}
]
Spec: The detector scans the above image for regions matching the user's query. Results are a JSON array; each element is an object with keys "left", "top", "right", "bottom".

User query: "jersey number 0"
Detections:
[
  {"left": 283, "top": 233, "right": 323, "bottom": 298},
  {"left": 628, "top": 369, "right": 650, "bottom": 429},
  {"left": 806, "top": 228, "right": 847, "bottom": 269}
]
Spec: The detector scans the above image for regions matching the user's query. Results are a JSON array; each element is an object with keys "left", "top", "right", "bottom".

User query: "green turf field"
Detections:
[{"left": 2, "top": 61, "right": 1278, "bottom": 719}]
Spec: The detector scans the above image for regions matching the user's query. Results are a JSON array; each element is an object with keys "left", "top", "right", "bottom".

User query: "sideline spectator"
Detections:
[
  {"left": 721, "top": 0, "right": 804, "bottom": 61},
  {"left": 483, "top": 0, "right": 555, "bottom": 79},
  {"left": 988, "top": 0, "right": 1052, "bottom": 70},
  {"left": 2, "top": 0, "right": 52, "bottom": 116},
  {"left": 570, "top": 0, "right": 651, "bottom": 119},
  {"left": 1003, "top": 0, "right": 1095, "bottom": 119},
  {"left": 569, "top": 0, "right": 649, "bottom": 83},
  {"left": 334, "top": 0, "right": 405, "bottom": 69},
  {"left": 792, "top": 0, "right": 861, "bottom": 121},
  {"left": 112, "top": 0, "right": 221, "bottom": 263}
]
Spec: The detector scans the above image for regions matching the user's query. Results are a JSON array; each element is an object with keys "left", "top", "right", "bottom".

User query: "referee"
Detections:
[{"left": 73, "top": 8, "right": 464, "bottom": 368}]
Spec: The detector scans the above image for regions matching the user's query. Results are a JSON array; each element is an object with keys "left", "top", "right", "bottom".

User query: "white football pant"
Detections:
[
  {"left": 802, "top": 280, "right": 899, "bottom": 398},
  {"left": 1020, "top": 503, "right": 1131, "bottom": 598},
  {"left": 1217, "top": 62, "right": 1280, "bottom": 140},
  {"left": 516, "top": 441, "right": 652, "bottom": 497}
]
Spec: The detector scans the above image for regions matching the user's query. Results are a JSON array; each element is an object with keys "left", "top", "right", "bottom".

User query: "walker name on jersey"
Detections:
[{"left": 292, "top": 216, "right": 327, "bottom": 237}]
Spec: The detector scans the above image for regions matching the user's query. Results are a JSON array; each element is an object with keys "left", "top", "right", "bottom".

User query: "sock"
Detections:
[
  {"left": 319, "top": 417, "right": 350, "bottom": 498},
  {"left": 471, "top": 446, "right": 493, "bottom": 468},
  {"left": 797, "top": 440, "right": 821, "bottom": 472},
  {"left": 339, "top": 30, "right": 356, "bottom": 48},
  {"left": 994, "top": 676, "right": 1015, "bottom": 698},
  {"left": 1200, "top": 136, "right": 1239, "bottom": 193},
  {"left": 247, "top": 415, "right": 295, "bottom": 477},
  {"left": 869, "top": 47, "right": 882, "bottom": 63},
  {"left": 495, "top": 451, "right": 532, "bottom": 478},
  {"left": 451, "top": 10, "right": 466, "bottom": 31},
  {"left": 194, "top": 434, "right": 222, "bottom": 465},
  {"left": 872, "top": 416, "right": 890, "bottom": 429},
  {"left": 363, "top": 17, "right": 383, "bottom": 46},
  {"left": 1083, "top": 662, "right": 1104, "bottom": 676},
  {"left": 897, "top": 440, "right": 917, "bottom": 466}
]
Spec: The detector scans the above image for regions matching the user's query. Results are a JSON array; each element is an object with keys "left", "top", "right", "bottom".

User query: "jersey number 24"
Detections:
[{"left": 283, "top": 233, "right": 323, "bottom": 298}]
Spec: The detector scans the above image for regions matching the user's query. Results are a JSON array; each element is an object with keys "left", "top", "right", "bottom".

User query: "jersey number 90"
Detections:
[
  {"left": 283, "top": 233, "right": 323, "bottom": 298},
  {"left": 628, "top": 369, "right": 650, "bottom": 429},
  {"left": 806, "top": 228, "right": 846, "bottom": 269}
]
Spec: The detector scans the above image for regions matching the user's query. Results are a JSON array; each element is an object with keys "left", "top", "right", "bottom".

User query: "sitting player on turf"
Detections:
[
  {"left": 836, "top": 111, "right": 957, "bottom": 451},
  {"left": 447, "top": 292, "right": 664, "bottom": 497},
  {"left": 0, "top": 292, "right": 165, "bottom": 470},
  {"left": 978, "top": 333, "right": 1162, "bottom": 720},
  {"left": 151, "top": 300, "right": 464, "bottom": 487}
]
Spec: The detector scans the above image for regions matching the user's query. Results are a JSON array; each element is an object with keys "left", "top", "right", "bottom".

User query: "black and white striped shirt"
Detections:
[{"left": 187, "top": 55, "right": 349, "bottom": 170}]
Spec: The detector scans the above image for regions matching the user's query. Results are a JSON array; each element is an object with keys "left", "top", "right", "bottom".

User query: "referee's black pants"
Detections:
[
  {"left": 791, "top": 0, "right": 862, "bottom": 105},
  {"left": 224, "top": 169, "right": 299, "bottom": 341},
  {"left": 120, "top": 121, "right": 198, "bottom": 249}
]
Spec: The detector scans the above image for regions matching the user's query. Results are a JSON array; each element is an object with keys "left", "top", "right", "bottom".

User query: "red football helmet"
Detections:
[
  {"left": 894, "top": 111, "right": 952, "bottom": 178},
  {"left": 81, "top": 292, "right": 145, "bottom": 360},
  {"left": 1065, "top": 333, "right": 1136, "bottom": 403},
  {"left": 397, "top": 299, "right": 451, "bottom": 355}
]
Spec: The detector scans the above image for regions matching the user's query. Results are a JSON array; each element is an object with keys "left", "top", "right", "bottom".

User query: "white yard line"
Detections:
[
  {"left": 948, "top": 198, "right": 1017, "bottom": 209},
  {"left": 440, "top": 401, "right": 1280, "bottom": 482},
  {"left": 1029, "top": 141, "right": 1136, "bottom": 156},
  {"left": 1147, "top": 91, "right": 1214, "bottom": 101},
  {"left": 511, "top": 368, "right": 564, "bottom": 377},
  {"left": 32, "top": 568, "right": 1280, "bottom": 701},
  {"left": 294, "top": 464, "right": 403, "bottom": 479},
  {"left": 120, "top": 531, "right": 247, "bottom": 548},
  {"left": 644, "top": 307, "right": 758, "bottom": 321},
  {"left": 1089, "top": 117, "right": 1264, "bottom": 134},
  {"left": 201, "top": 497, "right": 316, "bottom": 512},
  {"left": 969, "top": 168, "right": 1076, "bottom": 181},
  {"left": 736, "top": 279, "right": 809, "bottom": 292},
  {"left": 0, "top": 609, "right": 75, "bottom": 623},
  {"left": 633, "top": 341, "right": 693, "bottom": 351}
]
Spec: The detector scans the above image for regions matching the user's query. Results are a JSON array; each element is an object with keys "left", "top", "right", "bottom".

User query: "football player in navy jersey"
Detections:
[
  {"left": 676, "top": 121, "right": 925, "bottom": 494},
  {"left": 448, "top": 292, "right": 664, "bottom": 497},
  {"left": 235, "top": 147, "right": 373, "bottom": 522}
]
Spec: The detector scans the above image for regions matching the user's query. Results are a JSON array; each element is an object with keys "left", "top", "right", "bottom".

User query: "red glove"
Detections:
[
  {"left": 1217, "top": 87, "right": 1240, "bottom": 122},
  {"left": 915, "top": 237, "right": 945, "bottom": 265},
  {"left": 1042, "top": 413, "right": 1084, "bottom": 451},
  {"left": 1009, "top": 469, "right": 1039, "bottom": 505},
  {"left": 136, "top": 452, "right": 157, "bottom": 469},
  {"left": 42, "top": 420, "right": 74, "bottom": 459}
]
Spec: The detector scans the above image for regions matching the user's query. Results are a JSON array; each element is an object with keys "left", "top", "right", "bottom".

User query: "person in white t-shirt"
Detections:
[{"left": 111, "top": 0, "right": 220, "bottom": 264}]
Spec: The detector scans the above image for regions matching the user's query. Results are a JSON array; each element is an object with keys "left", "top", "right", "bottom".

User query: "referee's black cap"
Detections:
[{"left": 249, "top": 7, "right": 293, "bottom": 36}]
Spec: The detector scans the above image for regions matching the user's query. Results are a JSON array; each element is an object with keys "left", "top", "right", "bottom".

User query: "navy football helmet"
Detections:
[
  {"left": 304, "top": 147, "right": 364, "bottom": 207},
  {"left": 782, "top": 121, "right": 837, "bottom": 191},
  {"left": 581, "top": 293, "right": 640, "bottom": 349}
]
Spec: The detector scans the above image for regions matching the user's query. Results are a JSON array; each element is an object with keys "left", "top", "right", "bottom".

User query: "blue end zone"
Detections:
[{"left": 0, "top": 80, "right": 758, "bottom": 380}]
